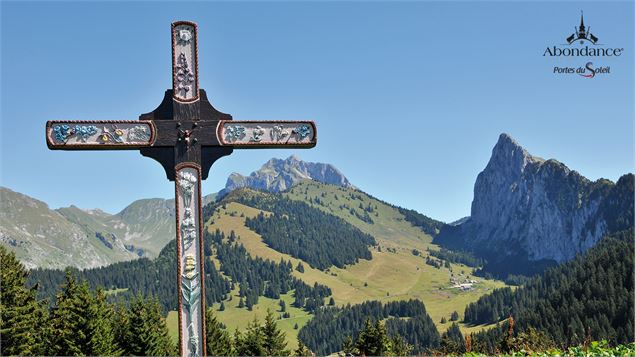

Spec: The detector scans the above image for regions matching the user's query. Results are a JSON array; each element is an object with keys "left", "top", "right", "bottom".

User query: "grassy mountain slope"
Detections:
[
  {"left": 105, "top": 198, "right": 176, "bottom": 257},
  {"left": 0, "top": 187, "right": 137, "bottom": 269},
  {"left": 1, "top": 186, "right": 217, "bottom": 268},
  {"left": 171, "top": 185, "right": 508, "bottom": 347}
]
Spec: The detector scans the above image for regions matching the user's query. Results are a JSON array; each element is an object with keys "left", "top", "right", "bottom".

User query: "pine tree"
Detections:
[
  {"left": 440, "top": 323, "right": 466, "bottom": 355},
  {"left": 295, "top": 339, "right": 311, "bottom": 356},
  {"left": 206, "top": 308, "right": 232, "bottom": 356},
  {"left": 0, "top": 246, "right": 48, "bottom": 356},
  {"left": 296, "top": 262, "right": 305, "bottom": 273},
  {"left": 219, "top": 301, "right": 226, "bottom": 311},
  {"left": 354, "top": 319, "right": 391, "bottom": 356},
  {"left": 122, "top": 294, "right": 176, "bottom": 356},
  {"left": 440, "top": 316, "right": 447, "bottom": 324},
  {"left": 342, "top": 335, "right": 355, "bottom": 355},
  {"left": 48, "top": 270, "right": 93, "bottom": 356},
  {"left": 390, "top": 335, "right": 414, "bottom": 356},
  {"left": 112, "top": 301, "right": 131, "bottom": 354},
  {"left": 329, "top": 297, "right": 335, "bottom": 306},
  {"left": 235, "top": 317, "right": 265, "bottom": 356},
  {"left": 86, "top": 288, "right": 121, "bottom": 356},
  {"left": 450, "top": 311, "right": 460, "bottom": 321},
  {"left": 279, "top": 299, "right": 286, "bottom": 312},
  {"left": 262, "top": 309, "right": 289, "bottom": 356}
]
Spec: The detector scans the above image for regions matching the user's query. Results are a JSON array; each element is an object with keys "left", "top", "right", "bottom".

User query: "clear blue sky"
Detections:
[{"left": 1, "top": 1, "right": 633, "bottom": 223}]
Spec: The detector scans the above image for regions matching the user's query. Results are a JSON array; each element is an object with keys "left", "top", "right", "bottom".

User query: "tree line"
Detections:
[
  {"left": 394, "top": 206, "right": 444, "bottom": 236},
  {"left": 427, "top": 247, "right": 484, "bottom": 267},
  {"left": 298, "top": 299, "right": 440, "bottom": 355},
  {"left": 27, "top": 228, "right": 333, "bottom": 316},
  {"left": 28, "top": 238, "right": 232, "bottom": 313},
  {"left": 206, "top": 229, "right": 332, "bottom": 313},
  {"left": 463, "top": 230, "right": 634, "bottom": 350},
  {"left": 3, "top": 244, "right": 312, "bottom": 356},
  {"left": 233, "top": 193, "right": 376, "bottom": 270},
  {"left": 2, "top": 246, "right": 175, "bottom": 356}
]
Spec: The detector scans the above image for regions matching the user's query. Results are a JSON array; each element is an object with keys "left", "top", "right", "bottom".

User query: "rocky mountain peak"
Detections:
[
  {"left": 486, "top": 133, "right": 543, "bottom": 177},
  {"left": 441, "top": 133, "right": 633, "bottom": 268},
  {"left": 220, "top": 156, "right": 353, "bottom": 196}
]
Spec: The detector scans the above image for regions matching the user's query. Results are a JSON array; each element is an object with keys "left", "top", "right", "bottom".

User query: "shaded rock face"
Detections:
[
  {"left": 452, "top": 134, "right": 633, "bottom": 264},
  {"left": 221, "top": 155, "right": 353, "bottom": 196}
]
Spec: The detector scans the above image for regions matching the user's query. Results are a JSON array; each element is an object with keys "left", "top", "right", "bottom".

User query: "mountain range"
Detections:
[
  {"left": 1, "top": 134, "right": 632, "bottom": 275},
  {"left": 0, "top": 189, "right": 220, "bottom": 269},
  {"left": 8, "top": 133, "right": 634, "bottom": 351},
  {"left": 0, "top": 156, "right": 350, "bottom": 270},
  {"left": 219, "top": 155, "right": 353, "bottom": 198}
]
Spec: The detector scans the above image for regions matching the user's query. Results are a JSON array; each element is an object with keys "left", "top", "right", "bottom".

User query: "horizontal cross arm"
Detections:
[
  {"left": 46, "top": 120, "right": 155, "bottom": 149},
  {"left": 217, "top": 121, "right": 316, "bottom": 148}
]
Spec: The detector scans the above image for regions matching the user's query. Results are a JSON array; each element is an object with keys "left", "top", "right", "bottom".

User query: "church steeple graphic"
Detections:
[
  {"left": 577, "top": 11, "right": 587, "bottom": 39},
  {"left": 567, "top": 10, "right": 598, "bottom": 44},
  {"left": 580, "top": 12, "right": 585, "bottom": 28}
]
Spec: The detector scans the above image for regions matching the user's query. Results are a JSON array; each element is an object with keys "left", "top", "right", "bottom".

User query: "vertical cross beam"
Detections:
[
  {"left": 176, "top": 164, "right": 205, "bottom": 357},
  {"left": 171, "top": 22, "right": 205, "bottom": 357}
]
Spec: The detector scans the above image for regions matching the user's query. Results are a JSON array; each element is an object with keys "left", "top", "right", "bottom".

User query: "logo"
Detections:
[
  {"left": 566, "top": 12, "right": 598, "bottom": 45},
  {"left": 544, "top": 11, "right": 624, "bottom": 78}
]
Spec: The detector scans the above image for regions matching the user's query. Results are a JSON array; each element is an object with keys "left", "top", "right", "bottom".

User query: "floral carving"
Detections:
[
  {"left": 188, "top": 324, "right": 199, "bottom": 357},
  {"left": 176, "top": 53, "right": 195, "bottom": 97},
  {"left": 270, "top": 125, "right": 289, "bottom": 141},
  {"left": 178, "top": 171, "right": 197, "bottom": 207},
  {"left": 128, "top": 125, "right": 151, "bottom": 141},
  {"left": 250, "top": 126, "right": 265, "bottom": 142},
  {"left": 53, "top": 124, "right": 98, "bottom": 143},
  {"left": 181, "top": 254, "right": 200, "bottom": 313},
  {"left": 181, "top": 207, "right": 196, "bottom": 250},
  {"left": 224, "top": 125, "right": 246, "bottom": 142},
  {"left": 178, "top": 29, "right": 192, "bottom": 44},
  {"left": 99, "top": 125, "right": 124, "bottom": 143},
  {"left": 53, "top": 124, "right": 73, "bottom": 142},
  {"left": 293, "top": 124, "right": 311, "bottom": 140},
  {"left": 181, "top": 253, "right": 201, "bottom": 357},
  {"left": 74, "top": 125, "right": 98, "bottom": 142}
]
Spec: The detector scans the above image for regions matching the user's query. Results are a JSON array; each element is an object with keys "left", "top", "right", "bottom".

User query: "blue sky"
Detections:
[{"left": 1, "top": 1, "right": 633, "bottom": 223}]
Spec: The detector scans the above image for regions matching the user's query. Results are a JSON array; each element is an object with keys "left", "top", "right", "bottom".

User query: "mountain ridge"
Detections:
[
  {"left": 219, "top": 155, "right": 353, "bottom": 198},
  {"left": 435, "top": 133, "right": 634, "bottom": 276},
  {"left": 4, "top": 135, "right": 632, "bottom": 274}
]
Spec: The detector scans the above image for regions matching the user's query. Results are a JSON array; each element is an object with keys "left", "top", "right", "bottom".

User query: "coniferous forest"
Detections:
[
  {"left": 28, "top": 229, "right": 331, "bottom": 315},
  {"left": 28, "top": 239, "right": 231, "bottom": 312},
  {"left": 298, "top": 299, "right": 441, "bottom": 355},
  {"left": 1, "top": 245, "right": 175, "bottom": 356},
  {"left": 3, "top": 244, "right": 320, "bottom": 357},
  {"left": 5, "top": 187, "right": 634, "bottom": 356},
  {"left": 206, "top": 229, "right": 332, "bottom": 312},
  {"left": 236, "top": 193, "right": 376, "bottom": 270},
  {"left": 462, "top": 230, "right": 634, "bottom": 352}
]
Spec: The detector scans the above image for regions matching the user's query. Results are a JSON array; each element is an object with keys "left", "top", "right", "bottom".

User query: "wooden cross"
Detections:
[{"left": 45, "top": 21, "right": 316, "bottom": 357}]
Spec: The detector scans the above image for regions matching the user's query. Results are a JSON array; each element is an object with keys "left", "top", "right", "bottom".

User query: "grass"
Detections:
[
  {"left": 103, "top": 287, "right": 128, "bottom": 296},
  {"left": 166, "top": 182, "right": 509, "bottom": 347},
  {"left": 166, "top": 311, "right": 179, "bottom": 343},
  {"left": 166, "top": 290, "right": 311, "bottom": 350},
  {"left": 283, "top": 182, "right": 508, "bottom": 333},
  {"left": 211, "top": 289, "right": 311, "bottom": 350}
]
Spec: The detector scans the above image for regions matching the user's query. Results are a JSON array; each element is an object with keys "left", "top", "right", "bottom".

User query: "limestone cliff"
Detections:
[
  {"left": 220, "top": 155, "right": 353, "bottom": 196},
  {"left": 437, "top": 133, "right": 633, "bottom": 270}
]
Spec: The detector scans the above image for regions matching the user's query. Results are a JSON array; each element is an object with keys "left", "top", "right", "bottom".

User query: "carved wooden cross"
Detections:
[{"left": 45, "top": 21, "right": 316, "bottom": 357}]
